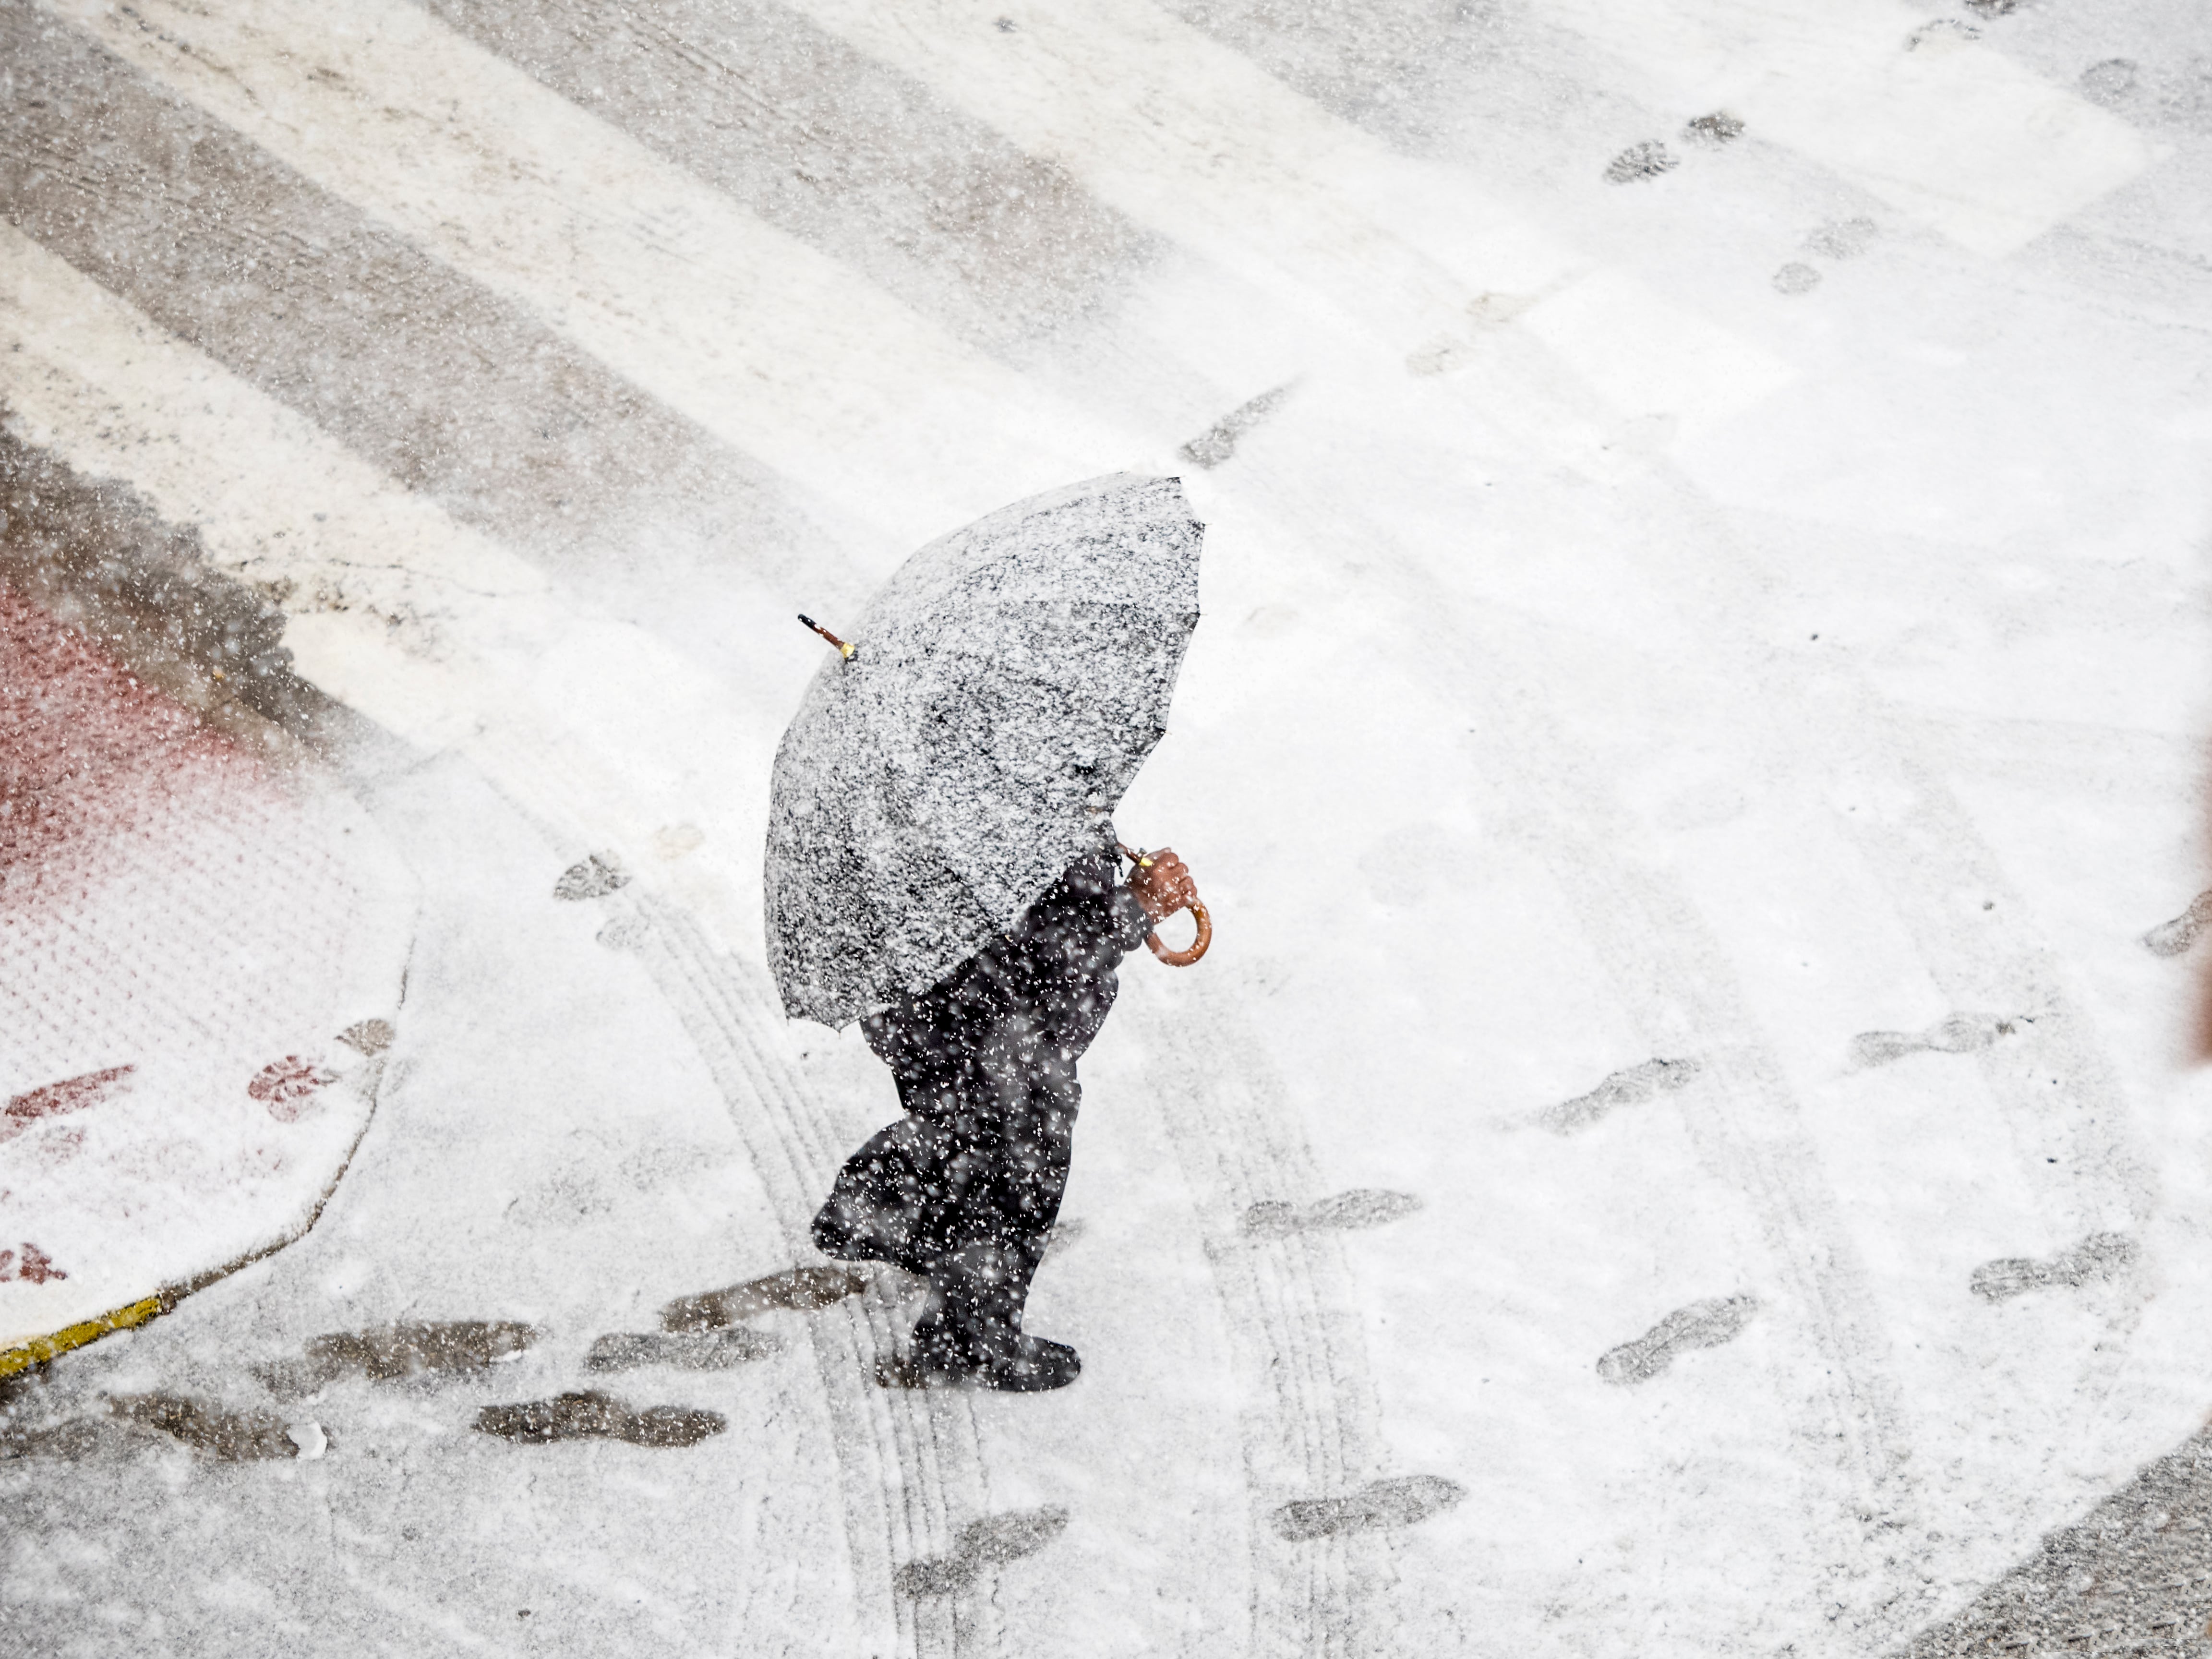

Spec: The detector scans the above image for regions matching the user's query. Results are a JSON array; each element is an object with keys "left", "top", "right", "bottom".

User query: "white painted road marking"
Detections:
[
  {"left": 0, "top": 220, "right": 774, "bottom": 948},
  {"left": 42, "top": 0, "right": 1140, "bottom": 543},
  {"left": 783, "top": 0, "right": 1796, "bottom": 436}
]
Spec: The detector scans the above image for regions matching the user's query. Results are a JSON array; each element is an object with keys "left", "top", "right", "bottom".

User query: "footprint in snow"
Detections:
[
  {"left": 1177, "top": 382, "right": 1295, "bottom": 470},
  {"left": 894, "top": 1506, "right": 1068, "bottom": 1598},
  {"left": 1272, "top": 1475, "right": 1465, "bottom": 1540},
  {"left": 1907, "top": 19, "right": 1980, "bottom": 50},
  {"left": 1803, "top": 217, "right": 1878, "bottom": 260},
  {"left": 0, "top": 1242, "right": 67, "bottom": 1283},
  {"left": 475, "top": 1390, "right": 723, "bottom": 1448},
  {"left": 0, "top": 1064, "right": 135, "bottom": 1144},
  {"left": 337, "top": 1019, "right": 395, "bottom": 1056},
  {"left": 2143, "top": 890, "right": 2212, "bottom": 957},
  {"left": 1970, "top": 1232, "right": 2136, "bottom": 1303},
  {"left": 553, "top": 854, "right": 628, "bottom": 901},
  {"left": 1242, "top": 1189, "right": 1422, "bottom": 1239},
  {"left": 2080, "top": 59, "right": 2138, "bottom": 108},
  {"left": 1597, "top": 1294, "right": 1758, "bottom": 1384},
  {"left": 106, "top": 1393, "right": 304, "bottom": 1461},
  {"left": 585, "top": 1327, "right": 783, "bottom": 1372},
  {"left": 1682, "top": 111, "right": 1744, "bottom": 146},
  {"left": 596, "top": 914, "right": 651, "bottom": 951},
  {"left": 1604, "top": 141, "right": 1678, "bottom": 183},
  {"left": 659, "top": 1265, "right": 872, "bottom": 1333},
  {"left": 1539, "top": 1056, "right": 1701, "bottom": 1133},
  {"left": 1847, "top": 1012, "right": 2020, "bottom": 1069},
  {"left": 0, "top": 1414, "right": 136, "bottom": 1462},
  {"left": 248, "top": 1056, "right": 335, "bottom": 1121},
  {"left": 259, "top": 1319, "right": 538, "bottom": 1397}
]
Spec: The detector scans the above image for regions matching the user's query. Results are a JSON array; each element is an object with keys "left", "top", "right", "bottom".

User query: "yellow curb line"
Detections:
[
  {"left": 0, "top": 1292, "right": 170, "bottom": 1380},
  {"left": 0, "top": 1041, "right": 403, "bottom": 1384}
]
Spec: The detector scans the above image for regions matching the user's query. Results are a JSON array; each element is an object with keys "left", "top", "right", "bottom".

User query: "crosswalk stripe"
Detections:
[
  {"left": 779, "top": 0, "right": 1796, "bottom": 436},
  {"left": 786, "top": 0, "right": 1571, "bottom": 340},
  {"left": 0, "top": 220, "right": 781, "bottom": 950},
  {"left": 42, "top": 0, "right": 1142, "bottom": 546},
  {"left": 0, "top": 7, "right": 821, "bottom": 592},
  {"left": 417, "top": 0, "right": 1156, "bottom": 359}
]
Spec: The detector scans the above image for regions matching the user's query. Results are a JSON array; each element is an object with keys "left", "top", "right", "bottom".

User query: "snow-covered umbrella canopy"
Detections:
[{"left": 766, "top": 473, "right": 1203, "bottom": 1028}]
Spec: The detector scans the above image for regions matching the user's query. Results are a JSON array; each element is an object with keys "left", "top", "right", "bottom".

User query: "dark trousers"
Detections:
[
  {"left": 811, "top": 1053, "right": 1077, "bottom": 1271},
  {"left": 810, "top": 849, "right": 1148, "bottom": 1276}
]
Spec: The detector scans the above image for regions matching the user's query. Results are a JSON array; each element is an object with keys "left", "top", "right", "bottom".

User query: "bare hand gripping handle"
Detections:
[{"left": 1119, "top": 841, "right": 1211, "bottom": 968}]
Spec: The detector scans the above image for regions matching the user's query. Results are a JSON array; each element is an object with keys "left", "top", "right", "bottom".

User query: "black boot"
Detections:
[
  {"left": 906, "top": 1237, "right": 1079, "bottom": 1392},
  {"left": 809, "top": 1122, "right": 932, "bottom": 1272}
]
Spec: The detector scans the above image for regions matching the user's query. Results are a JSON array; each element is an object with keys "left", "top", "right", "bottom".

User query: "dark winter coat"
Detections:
[{"left": 810, "top": 844, "right": 1153, "bottom": 1271}]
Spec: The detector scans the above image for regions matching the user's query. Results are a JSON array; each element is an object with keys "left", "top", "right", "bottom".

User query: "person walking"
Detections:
[
  {"left": 811, "top": 841, "right": 1197, "bottom": 1390},
  {"left": 766, "top": 472, "right": 1210, "bottom": 1393}
]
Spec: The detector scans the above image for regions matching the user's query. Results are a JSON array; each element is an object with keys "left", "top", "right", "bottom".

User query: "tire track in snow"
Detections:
[
  {"left": 1469, "top": 691, "right": 1931, "bottom": 1638},
  {"left": 1, "top": 9, "right": 1423, "bottom": 1648},
  {"left": 1230, "top": 350, "right": 2166, "bottom": 1636},
  {"left": 1428, "top": 556, "right": 2103, "bottom": 1643},
  {"left": 0, "top": 222, "right": 977, "bottom": 1658},
  {"left": 1204, "top": 442, "right": 1935, "bottom": 1639},
  {"left": 1774, "top": 681, "right": 2160, "bottom": 1500},
  {"left": 1558, "top": 467, "right": 2164, "bottom": 1487},
  {"left": 635, "top": 898, "right": 997, "bottom": 1659},
  {"left": 10, "top": 0, "right": 2165, "bottom": 1644},
  {"left": 1130, "top": 974, "right": 1403, "bottom": 1659},
  {"left": 1809, "top": 712, "right": 2158, "bottom": 1230},
  {"left": 1894, "top": 710, "right": 2192, "bottom": 830}
]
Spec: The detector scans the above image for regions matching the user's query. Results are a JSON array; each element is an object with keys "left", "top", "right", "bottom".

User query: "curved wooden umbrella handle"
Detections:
[{"left": 1145, "top": 899, "right": 1212, "bottom": 967}]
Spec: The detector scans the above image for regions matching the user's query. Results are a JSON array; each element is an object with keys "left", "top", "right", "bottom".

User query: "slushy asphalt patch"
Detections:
[{"left": 475, "top": 1391, "right": 726, "bottom": 1448}]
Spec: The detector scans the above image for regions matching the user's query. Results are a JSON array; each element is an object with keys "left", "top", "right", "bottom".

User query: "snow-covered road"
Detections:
[{"left": 5, "top": 0, "right": 2212, "bottom": 1653}]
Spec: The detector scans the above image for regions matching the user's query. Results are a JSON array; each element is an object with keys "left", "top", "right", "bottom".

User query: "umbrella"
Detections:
[{"left": 765, "top": 472, "right": 1203, "bottom": 1028}]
